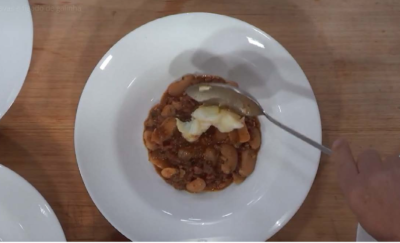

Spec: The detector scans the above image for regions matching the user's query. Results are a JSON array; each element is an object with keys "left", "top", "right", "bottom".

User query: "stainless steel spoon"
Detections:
[{"left": 186, "top": 83, "right": 332, "bottom": 155}]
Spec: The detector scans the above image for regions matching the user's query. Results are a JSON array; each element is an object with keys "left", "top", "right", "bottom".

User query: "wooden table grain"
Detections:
[{"left": 0, "top": 0, "right": 399, "bottom": 241}]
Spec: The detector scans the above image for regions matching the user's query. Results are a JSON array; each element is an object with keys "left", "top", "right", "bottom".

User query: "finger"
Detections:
[
  {"left": 357, "top": 149, "right": 383, "bottom": 174},
  {"left": 332, "top": 138, "right": 359, "bottom": 195}
]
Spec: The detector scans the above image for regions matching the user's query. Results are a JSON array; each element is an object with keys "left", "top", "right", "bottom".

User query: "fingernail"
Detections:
[{"left": 332, "top": 138, "right": 346, "bottom": 150}]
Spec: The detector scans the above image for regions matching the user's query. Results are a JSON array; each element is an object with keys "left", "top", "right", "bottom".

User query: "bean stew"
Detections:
[{"left": 143, "top": 74, "right": 262, "bottom": 193}]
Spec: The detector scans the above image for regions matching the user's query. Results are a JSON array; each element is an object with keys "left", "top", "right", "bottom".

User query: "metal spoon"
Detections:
[{"left": 186, "top": 83, "right": 332, "bottom": 155}]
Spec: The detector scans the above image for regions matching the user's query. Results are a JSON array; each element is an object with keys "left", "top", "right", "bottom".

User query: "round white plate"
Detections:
[
  {"left": 75, "top": 13, "right": 321, "bottom": 241},
  {"left": 357, "top": 224, "right": 376, "bottom": 242},
  {"left": 0, "top": 165, "right": 65, "bottom": 241},
  {"left": 0, "top": 0, "right": 33, "bottom": 119}
]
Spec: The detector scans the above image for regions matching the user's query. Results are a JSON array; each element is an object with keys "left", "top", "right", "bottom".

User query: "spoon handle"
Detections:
[{"left": 263, "top": 112, "right": 332, "bottom": 155}]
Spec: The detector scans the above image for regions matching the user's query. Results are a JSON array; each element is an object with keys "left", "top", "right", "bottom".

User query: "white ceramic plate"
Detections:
[
  {"left": 0, "top": 0, "right": 33, "bottom": 119},
  {"left": 357, "top": 224, "right": 376, "bottom": 242},
  {"left": 75, "top": 13, "right": 321, "bottom": 241},
  {"left": 0, "top": 165, "right": 65, "bottom": 241}
]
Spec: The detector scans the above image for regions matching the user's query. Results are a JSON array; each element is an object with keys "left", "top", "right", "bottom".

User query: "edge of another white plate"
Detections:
[
  {"left": 0, "top": 165, "right": 66, "bottom": 241},
  {"left": 357, "top": 224, "right": 376, "bottom": 242},
  {"left": 0, "top": 0, "right": 33, "bottom": 120}
]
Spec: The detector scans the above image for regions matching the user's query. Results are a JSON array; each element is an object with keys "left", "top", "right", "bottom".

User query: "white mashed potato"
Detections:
[{"left": 176, "top": 106, "right": 244, "bottom": 142}]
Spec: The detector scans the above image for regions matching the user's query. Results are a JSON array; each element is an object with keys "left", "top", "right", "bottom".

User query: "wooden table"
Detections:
[{"left": 1, "top": 0, "right": 399, "bottom": 241}]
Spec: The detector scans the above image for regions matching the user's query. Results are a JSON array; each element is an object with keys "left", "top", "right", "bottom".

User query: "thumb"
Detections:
[{"left": 332, "top": 138, "right": 358, "bottom": 196}]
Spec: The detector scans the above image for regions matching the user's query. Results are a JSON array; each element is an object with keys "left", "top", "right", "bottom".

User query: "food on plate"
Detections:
[
  {"left": 143, "top": 74, "right": 261, "bottom": 193},
  {"left": 176, "top": 106, "right": 245, "bottom": 142}
]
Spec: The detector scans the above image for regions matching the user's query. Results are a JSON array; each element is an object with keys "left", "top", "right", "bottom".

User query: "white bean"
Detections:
[
  {"left": 249, "top": 127, "right": 261, "bottom": 150},
  {"left": 186, "top": 178, "right": 206, "bottom": 193},
  {"left": 239, "top": 149, "right": 257, "bottom": 177},
  {"left": 220, "top": 144, "right": 238, "bottom": 174},
  {"left": 161, "top": 168, "right": 178, "bottom": 179}
]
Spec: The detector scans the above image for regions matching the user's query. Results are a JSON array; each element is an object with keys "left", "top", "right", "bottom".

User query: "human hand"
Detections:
[{"left": 332, "top": 138, "right": 400, "bottom": 241}]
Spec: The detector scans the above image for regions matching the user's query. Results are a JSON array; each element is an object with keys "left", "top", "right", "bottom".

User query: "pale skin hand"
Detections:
[{"left": 332, "top": 139, "right": 400, "bottom": 241}]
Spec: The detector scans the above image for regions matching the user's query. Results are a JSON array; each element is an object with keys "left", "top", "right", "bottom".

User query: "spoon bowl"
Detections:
[{"left": 186, "top": 83, "right": 263, "bottom": 116}]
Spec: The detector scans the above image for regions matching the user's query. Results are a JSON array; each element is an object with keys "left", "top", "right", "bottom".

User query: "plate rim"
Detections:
[
  {"left": 74, "top": 12, "right": 322, "bottom": 241},
  {"left": 357, "top": 224, "right": 376, "bottom": 242},
  {"left": 0, "top": 0, "right": 33, "bottom": 120},
  {"left": 0, "top": 165, "right": 66, "bottom": 241}
]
